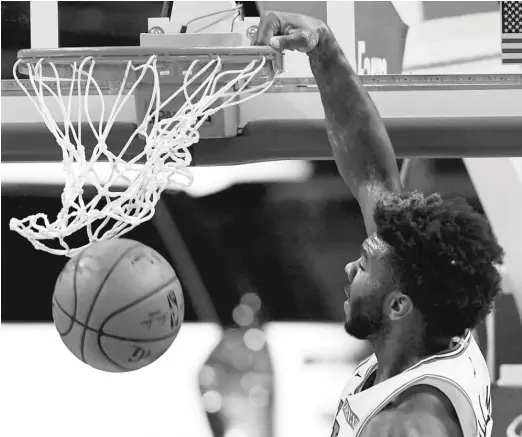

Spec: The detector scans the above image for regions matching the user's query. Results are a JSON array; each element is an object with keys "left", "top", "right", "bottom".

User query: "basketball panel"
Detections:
[
  {"left": 98, "top": 335, "right": 177, "bottom": 371},
  {"left": 52, "top": 302, "right": 87, "bottom": 364},
  {"left": 80, "top": 329, "right": 135, "bottom": 372},
  {"left": 52, "top": 256, "right": 80, "bottom": 318},
  {"left": 100, "top": 277, "right": 184, "bottom": 340},
  {"left": 86, "top": 243, "right": 177, "bottom": 330},
  {"left": 53, "top": 294, "right": 176, "bottom": 372},
  {"left": 56, "top": 239, "right": 140, "bottom": 325}
]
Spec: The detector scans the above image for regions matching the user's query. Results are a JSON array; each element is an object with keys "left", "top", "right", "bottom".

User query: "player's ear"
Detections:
[{"left": 387, "top": 291, "right": 414, "bottom": 320}]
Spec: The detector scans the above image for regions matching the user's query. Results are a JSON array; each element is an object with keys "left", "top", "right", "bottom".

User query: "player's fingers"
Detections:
[
  {"left": 270, "top": 29, "right": 316, "bottom": 53},
  {"left": 253, "top": 11, "right": 279, "bottom": 46}
]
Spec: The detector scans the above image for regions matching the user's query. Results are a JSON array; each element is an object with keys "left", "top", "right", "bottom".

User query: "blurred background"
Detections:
[{"left": 2, "top": 2, "right": 522, "bottom": 437}]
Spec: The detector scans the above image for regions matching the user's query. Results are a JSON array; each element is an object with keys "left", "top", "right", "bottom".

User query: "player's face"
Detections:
[{"left": 343, "top": 234, "right": 394, "bottom": 340}]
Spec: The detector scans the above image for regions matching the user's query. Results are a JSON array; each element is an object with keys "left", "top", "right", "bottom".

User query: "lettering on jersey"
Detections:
[
  {"left": 342, "top": 398, "right": 360, "bottom": 429},
  {"left": 468, "top": 356, "right": 477, "bottom": 377},
  {"left": 478, "top": 385, "right": 492, "bottom": 437}
]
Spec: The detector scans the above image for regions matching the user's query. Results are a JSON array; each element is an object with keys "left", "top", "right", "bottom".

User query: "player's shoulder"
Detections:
[
  {"left": 399, "top": 385, "right": 462, "bottom": 433},
  {"left": 393, "top": 384, "right": 459, "bottom": 414},
  {"left": 362, "top": 385, "right": 463, "bottom": 437}
]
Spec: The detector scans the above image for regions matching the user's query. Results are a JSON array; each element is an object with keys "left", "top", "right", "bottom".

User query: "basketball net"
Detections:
[{"left": 10, "top": 54, "right": 275, "bottom": 257}]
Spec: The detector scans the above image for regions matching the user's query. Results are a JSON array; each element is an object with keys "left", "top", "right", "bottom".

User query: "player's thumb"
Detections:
[{"left": 269, "top": 29, "right": 316, "bottom": 53}]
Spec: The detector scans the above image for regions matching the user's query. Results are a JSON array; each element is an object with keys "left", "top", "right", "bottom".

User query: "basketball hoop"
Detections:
[{"left": 9, "top": 46, "right": 283, "bottom": 257}]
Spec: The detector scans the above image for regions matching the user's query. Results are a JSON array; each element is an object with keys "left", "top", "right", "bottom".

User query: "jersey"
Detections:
[{"left": 331, "top": 330, "right": 493, "bottom": 437}]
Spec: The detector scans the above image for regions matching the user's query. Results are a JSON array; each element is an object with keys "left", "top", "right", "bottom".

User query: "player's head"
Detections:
[{"left": 343, "top": 191, "right": 504, "bottom": 342}]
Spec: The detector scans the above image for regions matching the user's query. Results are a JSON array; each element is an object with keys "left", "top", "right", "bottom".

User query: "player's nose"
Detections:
[{"left": 344, "top": 260, "right": 358, "bottom": 283}]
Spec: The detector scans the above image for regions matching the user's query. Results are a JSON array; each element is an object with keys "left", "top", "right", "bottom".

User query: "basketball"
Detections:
[{"left": 52, "top": 238, "right": 184, "bottom": 372}]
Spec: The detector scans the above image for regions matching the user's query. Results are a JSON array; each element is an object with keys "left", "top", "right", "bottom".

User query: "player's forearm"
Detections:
[{"left": 308, "top": 27, "right": 401, "bottom": 201}]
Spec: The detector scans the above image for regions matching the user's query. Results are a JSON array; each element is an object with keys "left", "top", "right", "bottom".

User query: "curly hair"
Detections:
[{"left": 374, "top": 191, "right": 504, "bottom": 339}]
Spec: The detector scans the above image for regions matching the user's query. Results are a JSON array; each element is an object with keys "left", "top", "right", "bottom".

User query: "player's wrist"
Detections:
[{"left": 307, "top": 24, "right": 339, "bottom": 62}]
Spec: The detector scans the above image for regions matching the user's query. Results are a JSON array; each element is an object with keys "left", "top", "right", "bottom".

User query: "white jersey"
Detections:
[{"left": 331, "top": 331, "right": 493, "bottom": 437}]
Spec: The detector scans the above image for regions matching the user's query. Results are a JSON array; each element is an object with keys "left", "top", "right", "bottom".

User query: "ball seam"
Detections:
[
  {"left": 96, "top": 275, "right": 180, "bottom": 371},
  {"left": 79, "top": 243, "right": 143, "bottom": 365},
  {"left": 54, "top": 291, "right": 181, "bottom": 343},
  {"left": 54, "top": 250, "right": 84, "bottom": 336}
]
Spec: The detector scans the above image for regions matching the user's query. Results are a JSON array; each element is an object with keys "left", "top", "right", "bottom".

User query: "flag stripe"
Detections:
[
  {"left": 502, "top": 37, "right": 522, "bottom": 43},
  {"left": 502, "top": 43, "right": 522, "bottom": 49},
  {"left": 502, "top": 52, "right": 522, "bottom": 58},
  {"left": 502, "top": 48, "right": 522, "bottom": 53},
  {"left": 502, "top": 33, "right": 522, "bottom": 39},
  {"left": 502, "top": 58, "right": 522, "bottom": 63}
]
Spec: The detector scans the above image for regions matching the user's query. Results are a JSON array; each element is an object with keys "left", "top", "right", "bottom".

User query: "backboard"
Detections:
[
  {"left": 3, "top": 1, "right": 520, "bottom": 77},
  {"left": 3, "top": 1, "right": 520, "bottom": 109}
]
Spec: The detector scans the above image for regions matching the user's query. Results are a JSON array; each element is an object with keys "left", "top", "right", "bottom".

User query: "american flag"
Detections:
[{"left": 501, "top": 1, "right": 522, "bottom": 64}]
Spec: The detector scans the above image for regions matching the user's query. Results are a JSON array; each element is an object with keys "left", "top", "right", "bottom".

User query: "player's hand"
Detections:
[{"left": 254, "top": 11, "right": 326, "bottom": 53}]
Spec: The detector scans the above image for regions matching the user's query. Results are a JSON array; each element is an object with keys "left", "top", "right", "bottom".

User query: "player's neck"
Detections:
[
  {"left": 370, "top": 329, "right": 453, "bottom": 386},
  {"left": 371, "top": 339, "right": 421, "bottom": 385}
]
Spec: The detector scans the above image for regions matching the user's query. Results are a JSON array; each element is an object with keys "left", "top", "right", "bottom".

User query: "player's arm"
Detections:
[
  {"left": 256, "top": 13, "right": 402, "bottom": 235},
  {"left": 360, "top": 385, "right": 463, "bottom": 437},
  {"left": 308, "top": 29, "right": 402, "bottom": 235}
]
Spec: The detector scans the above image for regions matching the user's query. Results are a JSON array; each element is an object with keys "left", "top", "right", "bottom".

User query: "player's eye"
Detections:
[{"left": 358, "top": 261, "right": 366, "bottom": 272}]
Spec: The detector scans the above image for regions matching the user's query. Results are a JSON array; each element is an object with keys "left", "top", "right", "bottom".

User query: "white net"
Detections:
[{"left": 10, "top": 53, "right": 275, "bottom": 257}]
